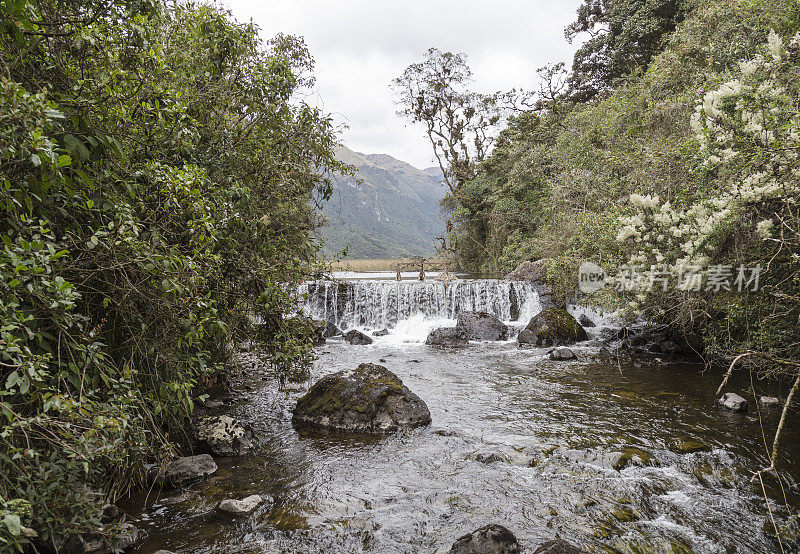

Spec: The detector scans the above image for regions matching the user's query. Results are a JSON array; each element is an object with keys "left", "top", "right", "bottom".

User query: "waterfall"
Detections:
[{"left": 299, "top": 279, "right": 542, "bottom": 331}]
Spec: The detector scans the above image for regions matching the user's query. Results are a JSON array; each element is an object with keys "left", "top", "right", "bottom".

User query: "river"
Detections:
[{"left": 127, "top": 276, "right": 800, "bottom": 553}]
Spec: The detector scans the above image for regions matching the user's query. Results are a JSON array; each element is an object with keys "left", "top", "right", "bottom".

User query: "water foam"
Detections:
[{"left": 300, "top": 279, "right": 542, "bottom": 334}]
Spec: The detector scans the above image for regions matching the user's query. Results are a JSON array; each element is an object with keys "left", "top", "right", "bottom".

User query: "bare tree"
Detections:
[{"left": 392, "top": 48, "right": 503, "bottom": 194}]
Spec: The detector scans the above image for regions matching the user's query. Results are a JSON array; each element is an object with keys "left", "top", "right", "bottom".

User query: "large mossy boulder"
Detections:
[
  {"left": 518, "top": 307, "right": 587, "bottom": 347},
  {"left": 292, "top": 363, "right": 431, "bottom": 433},
  {"left": 456, "top": 311, "right": 508, "bottom": 341},
  {"left": 426, "top": 327, "right": 468, "bottom": 346}
]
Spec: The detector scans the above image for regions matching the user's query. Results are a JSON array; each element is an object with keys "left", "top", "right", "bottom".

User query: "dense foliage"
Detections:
[
  {"left": 565, "top": 0, "right": 692, "bottom": 101},
  {"left": 396, "top": 0, "right": 800, "bottom": 470},
  {"left": 0, "top": 0, "right": 346, "bottom": 548}
]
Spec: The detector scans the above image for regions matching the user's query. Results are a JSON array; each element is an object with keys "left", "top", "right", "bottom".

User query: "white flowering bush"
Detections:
[{"left": 617, "top": 30, "right": 800, "bottom": 297}]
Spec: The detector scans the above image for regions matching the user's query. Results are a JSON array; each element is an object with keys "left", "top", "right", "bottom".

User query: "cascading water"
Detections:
[
  {"left": 130, "top": 275, "right": 800, "bottom": 553},
  {"left": 299, "top": 279, "right": 542, "bottom": 331}
]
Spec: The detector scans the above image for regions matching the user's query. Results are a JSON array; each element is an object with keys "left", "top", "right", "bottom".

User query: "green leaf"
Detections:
[
  {"left": 57, "top": 154, "right": 72, "bottom": 167},
  {"left": 29, "top": 154, "right": 41, "bottom": 167},
  {"left": 5, "top": 372, "right": 20, "bottom": 391},
  {"left": 64, "top": 134, "right": 90, "bottom": 160},
  {"left": 4, "top": 514, "right": 20, "bottom": 537}
]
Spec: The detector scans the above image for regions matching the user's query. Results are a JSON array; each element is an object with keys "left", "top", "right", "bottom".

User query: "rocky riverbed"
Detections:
[{"left": 122, "top": 326, "right": 800, "bottom": 553}]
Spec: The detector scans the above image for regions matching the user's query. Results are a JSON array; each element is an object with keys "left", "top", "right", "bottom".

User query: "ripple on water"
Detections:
[{"left": 125, "top": 339, "right": 800, "bottom": 553}]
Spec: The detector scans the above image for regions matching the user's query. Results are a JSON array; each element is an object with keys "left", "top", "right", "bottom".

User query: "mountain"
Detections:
[{"left": 319, "top": 146, "right": 446, "bottom": 258}]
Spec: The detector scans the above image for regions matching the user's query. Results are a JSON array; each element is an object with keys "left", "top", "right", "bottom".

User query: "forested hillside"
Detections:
[
  {"left": 0, "top": 0, "right": 347, "bottom": 548},
  {"left": 321, "top": 146, "right": 444, "bottom": 258},
  {"left": 396, "top": 0, "right": 800, "bottom": 457}
]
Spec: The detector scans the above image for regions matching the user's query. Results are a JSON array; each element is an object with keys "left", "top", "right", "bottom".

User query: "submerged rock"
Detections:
[
  {"left": 759, "top": 396, "right": 781, "bottom": 408},
  {"left": 426, "top": 327, "right": 468, "bottom": 346},
  {"left": 669, "top": 440, "right": 711, "bottom": 454},
  {"left": 505, "top": 259, "right": 548, "bottom": 283},
  {"left": 449, "top": 524, "right": 520, "bottom": 554},
  {"left": 578, "top": 313, "right": 595, "bottom": 328},
  {"left": 292, "top": 363, "right": 431, "bottom": 433},
  {"left": 549, "top": 347, "right": 577, "bottom": 361},
  {"left": 218, "top": 494, "right": 264, "bottom": 514},
  {"left": 193, "top": 415, "right": 254, "bottom": 456},
  {"left": 717, "top": 392, "right": 748, "bottom": 412},
  {"left": 533, "top": 539, "right": 589, "bottom": 554},
  {"left": 612, "top": 447, "right": 659, "bottom": 471},
  {"left": 473, "top": 452, "right": 507, "bottom": 464},
  {"left": 343, "top": 329, "right": 373, "bottom": 345},
  {"left": 456, "top": 311, "right": 508, "bottom": 341},
  {"left": 518, "top": 308, "right": 587, "bottom": 347},
  {"left": 163, "top": 454, "right": 218, "bottom": 486},
  {"left": 372, "top": 328, "right": 390, "bottom": 337}
]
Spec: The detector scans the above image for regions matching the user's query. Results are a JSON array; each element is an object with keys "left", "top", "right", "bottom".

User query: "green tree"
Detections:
[
  {"left": 0, "top": 0, "right": 349, "bottom": 548},
  {"left": 566, "top": 0, "right": 692, "bottom": 102}
]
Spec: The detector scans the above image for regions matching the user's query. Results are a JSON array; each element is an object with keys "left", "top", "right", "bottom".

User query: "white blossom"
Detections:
[
  {"left": 756, "top": 219, "right": 774, "bottom": 238},
  {"left": 768, "top": 30, "right": 783, "bottom": 62},
  {"left": 629, "top": 193, "right": 660, "bottom": 209}
]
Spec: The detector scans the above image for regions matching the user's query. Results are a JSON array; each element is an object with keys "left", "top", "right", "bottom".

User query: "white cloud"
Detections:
[{"left": 221, "top": 0, "right": 583, "bottom": 168}]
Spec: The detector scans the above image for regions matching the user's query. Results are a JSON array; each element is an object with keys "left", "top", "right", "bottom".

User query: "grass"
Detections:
[{"left": 326, "top": 258, "right": 448, "bottom": 272}]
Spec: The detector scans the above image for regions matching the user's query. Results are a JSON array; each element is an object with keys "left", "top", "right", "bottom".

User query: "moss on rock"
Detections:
[
  {"left": 518, "top": 307, "right": 588, "bottom": 346},
  {"left": 292, "top": 363, "right": 431, "bottom": 433}
]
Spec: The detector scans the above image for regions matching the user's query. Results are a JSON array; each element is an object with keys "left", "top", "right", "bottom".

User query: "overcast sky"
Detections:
[{"left": 221, "top": 1, "right": 583, "bottom": 169}]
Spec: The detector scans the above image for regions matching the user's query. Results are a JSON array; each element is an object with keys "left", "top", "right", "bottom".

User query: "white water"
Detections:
[
  {"left": 567, "top": 304, "right": 621, "bottom": 332},
  {"left": 299, "top": 279, "right": 542, "bottom": 340}
]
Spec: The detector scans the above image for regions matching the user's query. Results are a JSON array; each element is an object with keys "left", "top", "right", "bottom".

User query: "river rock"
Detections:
[
  {"left": 518, "top": 308, "right": 588, "bottom": 347},
  {"left": 608, "top": 324, "right": 689, "bottom": 358},
  {"left": 473, "top": 452, "right": 507, "bottom": 464},
  {"left": 578, "top": 313, "right": 595, "bottom": 328},
  {"left": 426, "top": 327, "right": 468, "bottom": 346},
  {"left": 310, "top": 320, "right": 326, "bottom": 346},
  {"left": 505, "top": 259, "right": 548, "bottom": 282},
  {"left": 163, "top": 454, "right": 218, "bottom": 486},
  {"left": 322, "top": 320, "right": 342, "bottom": 338},
  {"left": 549, "top": 347, "right": 577, "bottom": 361},
  {"left": 218, "top": 494, "right": 264, "bottom": 514},
  {"left": 373, "top": 328, "right": 390, "bottom": 336},
  {"left": 612, "top": 447, "right": 658, "bottom": 471},
  {"left": 669, "top": 440, "right": 712, "bottom": 454},
  {"left": 456, "top": 311, "right": 508, "bottom": 341},
  {"left": 343, "top": 329, "right": 373, "bottom": 345},
  {"left": 449, "top": 524, "right": 520, "bottom": 554},
  {"left": 193, "top": 415, "right": 254, "bottom": 456},
  {"left": 759, "top": 396, "right": 781, "bottom": 408},
  {"left": 717, "top": 392, "right": 748, "bottom": 412},
  {"left": 292, "top": 363, "right": 431, "bottom": 433},
  {"left": 533, "top": 539, "right": 589, "bottom": 554},
  {"left": 114, "top": 524, "right": 139, "bottom": 551}
]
